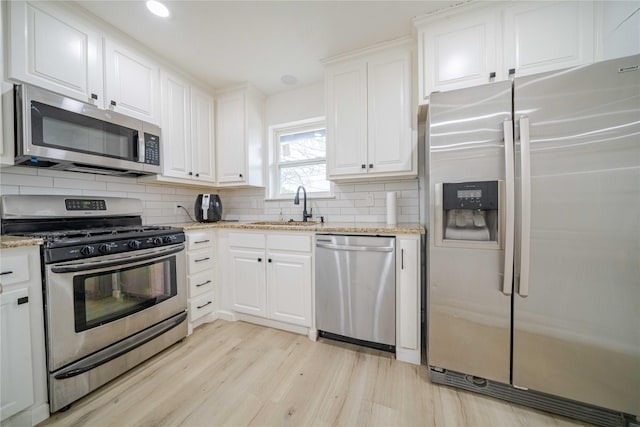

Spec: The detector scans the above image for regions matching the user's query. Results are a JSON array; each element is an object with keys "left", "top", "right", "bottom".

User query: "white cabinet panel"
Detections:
[
  {"left": 161, "top": 72, "right": 191, "bottom": 179},
  {"left": 191, "top": 87, "right": 216, "bottom": 183},
  {"left": 216, "top": 92, "right": 246, "bottom": 183},
  {"left": 230, "top": 249, "right": 266, "bottom": 317},
  {"left": 0, "top": 288, "right": 34, "bottom": 422},
  {"left": 503, "top": 2, "right": 594, "bottom": 77},
  {"left": 185, "top": 230, "right": 216, "bottom": 333},
  {"left": 367, "top": 48, "right": 412, "bottom": 174},
  {"left": 104, "top": 40, "right": 159, "bottom": 123},
  {"left": 326, "top": 41, "right": 415, "bottom": 180},
  {"left": 189, "top": 293, "right": 215, "bottom": 322},
  {"left": 8, "top": 1, "right": 102, "bottom": 103},
  {"left": 595, "top": 1, "right": 640, "bottom": 61},
  {"left": 397, "top": 237, "right": 419, "bottom": 351},
  {"left": 267, "top": 253, "right": 311, "bottom": 327},
  {"left": 419, "top": 10, "right": 499, "bottom": 100},
  {"left": 326, "top": 60, "right": 368, "bottom": 176}
]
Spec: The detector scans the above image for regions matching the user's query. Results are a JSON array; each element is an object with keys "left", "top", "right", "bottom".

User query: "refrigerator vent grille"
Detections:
[{"left": 429, "top": 368, "right": 628, "bottom": 427}]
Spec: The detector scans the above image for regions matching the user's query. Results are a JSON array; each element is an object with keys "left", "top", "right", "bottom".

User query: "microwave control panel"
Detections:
[{"left": 144, "top": 133, "right": 160, "bottom": 165}]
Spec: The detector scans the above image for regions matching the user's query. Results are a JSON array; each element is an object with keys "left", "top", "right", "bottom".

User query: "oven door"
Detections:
[{"left": 44, "top": 243, "right": 186, "bottom": 372}]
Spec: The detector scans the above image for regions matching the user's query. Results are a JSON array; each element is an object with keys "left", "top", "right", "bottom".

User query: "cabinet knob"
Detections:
[
  {"left": 195, "top": 173, "right": 200, "bottom": 177},
  {"left": 17, "top": 296, "right": 29, "bottom": 305},
  {"left": 239, "top": 173, "right": 243, "bottom": 178},
  {"left": 361, "top": 164, "right": 366, "bottom": 169},
  {"left": 369, "top": 164, "right": 373, "bottom": 169},
  {"left": 110, "top": 100, "right": 117, "bottom": 107},
  {"left": 258, "top": 258, "right": 262, "bottom": 262},
  {"left": 268, "top": 258, "right": 272, "bottom": 263},
  {"left": 508, "top": 68, "right": 516, "bottom": 76},
  {"left": 489, "top": 72, "right": 496, "bottom": 79},
  {"left": 188, "top": 171, "right": 193, "bottom": 176},
  {"left": 91, "top": 93, "right": 98, "bottom": 100}
]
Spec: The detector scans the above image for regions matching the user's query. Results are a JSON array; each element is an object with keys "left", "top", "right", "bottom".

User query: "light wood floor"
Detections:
[{"left": 40, "top": 320, "right": 591, "bottom": 427}]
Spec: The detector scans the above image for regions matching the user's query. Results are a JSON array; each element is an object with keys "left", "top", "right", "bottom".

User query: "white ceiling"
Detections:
[{"left": 74, "top": 0, "right": 463, "bottom": 96}]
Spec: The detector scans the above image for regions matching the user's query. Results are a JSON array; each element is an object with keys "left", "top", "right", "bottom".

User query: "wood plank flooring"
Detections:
[{"left": 40, "top": 320, "right": 591, "bottom": 427}]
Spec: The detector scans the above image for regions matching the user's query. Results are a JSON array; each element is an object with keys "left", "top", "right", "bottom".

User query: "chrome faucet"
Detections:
[{"left": 294, "top": 185, "right": 313, "bottom": 222}]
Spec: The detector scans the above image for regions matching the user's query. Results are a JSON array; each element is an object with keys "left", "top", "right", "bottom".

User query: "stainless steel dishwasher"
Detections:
[{"left": 315, "top": 234, "right": 395, "bottom": 351}]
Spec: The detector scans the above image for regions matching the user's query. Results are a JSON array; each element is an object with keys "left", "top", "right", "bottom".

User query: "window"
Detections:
[{"left": 269, "top": 118, "right": 331, "bottom": 198}]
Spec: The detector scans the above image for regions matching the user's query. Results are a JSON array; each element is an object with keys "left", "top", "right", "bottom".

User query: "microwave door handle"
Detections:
[
  {"left": 50, "top": 244, "right": 184, "bottom": 273},
  {"left": 138, "top": 132, "right": 145, "bottom": 163},
  {"left": 518, "top": 117, "right": 532, "bottom": 297},
  {"left": 502, "top": 119, "right": 515, "bottom": 296}
]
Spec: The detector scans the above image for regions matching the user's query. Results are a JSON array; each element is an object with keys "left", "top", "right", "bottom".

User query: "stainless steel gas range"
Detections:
[{"left": 0, "top": 195, "right": 187, "bottom": 413}]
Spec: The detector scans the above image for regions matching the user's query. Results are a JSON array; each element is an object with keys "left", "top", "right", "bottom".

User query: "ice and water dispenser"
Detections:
[{"left": 435, "top": 181, "right": 501, "bottom": 247}]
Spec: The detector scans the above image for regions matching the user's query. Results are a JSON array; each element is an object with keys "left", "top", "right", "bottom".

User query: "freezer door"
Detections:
[
  {"left": 513, "top": 55, "right": 640, "bottom": 415},
  {"left": 427, "top": 81, "right": 513, "bottom": 383}
]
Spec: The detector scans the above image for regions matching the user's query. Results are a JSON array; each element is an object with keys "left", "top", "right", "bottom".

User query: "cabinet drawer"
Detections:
[
  {"left": 189, "top": 293, "right": 214, "bottom": 322},
  {"left": 187, "top": 249, "right": 214, "bottom": 274},
  {"left": 229, "top": 232, "right": 265, "bottom": 249},
  {"left": 189, "top": 270, "right": 214, "bottom": 298},
  {"left": 186, "top": 231, "right": 214, "bottom": 251},
  {"left": 267, "top": 234, "right": 311, "bottom": 252},
  {"left": 0, "top": 254, "right": 30, "bottom": 286}
]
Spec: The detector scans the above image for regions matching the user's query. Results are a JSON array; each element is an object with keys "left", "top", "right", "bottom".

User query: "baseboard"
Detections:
[
  {"left": 233, "top": 312, "right": 310, "bottom": 337},
  {"left": 31, "top": 403, "right": 50, "bottom": 426}
]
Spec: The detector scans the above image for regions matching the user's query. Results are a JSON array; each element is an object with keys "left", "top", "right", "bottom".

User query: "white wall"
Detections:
[{"left": 0, "top": 166, "right": 200, "bottom": 225}]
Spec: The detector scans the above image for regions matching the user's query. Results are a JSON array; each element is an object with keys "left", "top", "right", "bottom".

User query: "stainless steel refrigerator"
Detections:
[{"left": 427, "top": 54, "right": 639, "bottom": 426}]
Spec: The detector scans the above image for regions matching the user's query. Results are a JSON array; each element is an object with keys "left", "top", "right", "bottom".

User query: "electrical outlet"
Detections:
[{"left": 175, "top": 205, "right": 181, "bottom": 216}]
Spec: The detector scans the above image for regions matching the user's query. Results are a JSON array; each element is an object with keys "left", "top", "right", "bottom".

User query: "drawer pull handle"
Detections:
[
  {"left": 194, "top": 257, "right": 210, "bottom": 263},
  {"left": 194, "top": 240, "right": 210, "bottom": 244},
  {"left": 196, "top": 280, "right": 212, "bottom": 287},
  {"left": 197, "top": 301, "right": 212, "bottom": 310},
  {"left": 0, "top": 271, "right": 13, "bottom": 276}
]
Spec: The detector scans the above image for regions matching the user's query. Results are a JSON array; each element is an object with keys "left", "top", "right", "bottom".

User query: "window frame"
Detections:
[{"left": 268, "top": 117, "right": 333, "bottom": 200}]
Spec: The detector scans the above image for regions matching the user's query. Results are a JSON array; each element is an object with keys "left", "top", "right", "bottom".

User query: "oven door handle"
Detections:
[
  {"left": 53, "top": 311, "right": 187, "bottom": 379},
  {"left": 50, "top": 244, "right": 185, "bottom": 273}
]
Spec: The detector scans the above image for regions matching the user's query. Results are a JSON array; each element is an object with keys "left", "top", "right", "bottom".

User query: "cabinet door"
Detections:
[
  {"left": 503, "top": 1, "right": 594, "bottom": 77},
  {"left": 326, "top": 59, "right": 368, "bottom": 177},
  {"left": 230, "top": 248, "right": 266, "bottom": 317},
  {"left": 419, "top": 10, "right": 499, "bottom": 100},
  {"left": 397, "top": 237, "right": 419, "bottom": 352},
  {"left": 367, "top": 48, "right": 413, "bottom": 174},
  {"left": 595, "top": 1, "right": 640, "bottom": 61},
  {"left": 1, "top": 288, "right": 34, "bottom": 421},
  {"left": 216, "top": 93, "right": 247, "bottom": 183},
  {"left": 191, "top": 87, "right": 216, "bottom": 183},
  {"left": 267, "top": 252, "right": 311, "bottom": 327},
  {"left": 104, "top": 40, "right": 159, "bottom": 123},
  {"left": 7, "top": 1, "right": 102, "bottom": 104},
  {"left": 161, "top": 71, "right": 191, "bottom": 179}
]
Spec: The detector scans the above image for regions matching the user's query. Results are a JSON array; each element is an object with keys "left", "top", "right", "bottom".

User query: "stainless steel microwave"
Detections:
[{"left": 14, "top": 84, "right": 161, "bottom": 176}]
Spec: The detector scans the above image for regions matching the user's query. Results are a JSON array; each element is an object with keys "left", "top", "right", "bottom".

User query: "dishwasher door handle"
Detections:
[{"left": 316, "top": 242, "right": 394, "bottom": 252}]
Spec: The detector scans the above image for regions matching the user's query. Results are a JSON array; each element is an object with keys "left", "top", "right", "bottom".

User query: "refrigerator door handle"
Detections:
[
  {"left": 502, "top": 119, "right": 515, "bottom": 295},
  {"left": 518, "top": 117, "right": 532, "bottom": 297}
]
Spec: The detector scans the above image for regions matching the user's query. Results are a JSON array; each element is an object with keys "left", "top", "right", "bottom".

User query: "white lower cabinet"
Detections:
[
  {"left": 0, "top": 245, "right": 48, "bottom": 425},
  {"left": 395, "top": 235, "right": 421, "bottom": 365},
  {"left": 185, "top": 230, "right": 216, "bottom": 333},
  {"left": 228, "top": 231, "right": 312, "bottom": 328}
]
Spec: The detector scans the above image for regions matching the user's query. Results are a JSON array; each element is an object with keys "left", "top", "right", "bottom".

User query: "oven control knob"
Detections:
[
  {"left": 80, "top": 245, "right": 95, "bottom": 256},
  {"left": 163, "top": 235, "right": 176, "bottom": 244},
  {"left": 153, "top": 237, "right": 163, "bottom": 245},
  {"left": 128, "top": 240, "right": 142, "bottom": 250},
  {"left": 98, "top": 244, "right": 111, "bottom": 254}
]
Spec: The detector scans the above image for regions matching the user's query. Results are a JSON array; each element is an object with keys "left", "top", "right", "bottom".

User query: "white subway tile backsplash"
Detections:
[
  {"left": 21, "top": 186, "right": 81, "bottom": 195},
  {"left": 106, "top": 182, "right": 145, "bottom": 193},
  {"left": 53, "top": 177, "right": 106, "bottom": 190},
  {"left": 2, "top": 172, "right": 53, "bottom": 187},
  {"left": 1, "top": 185, "right": 19, "bottom": 194}
]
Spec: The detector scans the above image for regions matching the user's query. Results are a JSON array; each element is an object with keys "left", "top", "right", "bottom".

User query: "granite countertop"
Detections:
[
  {"left": 0, "top": 235, "right": 44, "bottom": 249},
  {"left": 174, "top": 221, "right": 426, "bottom": 235}
]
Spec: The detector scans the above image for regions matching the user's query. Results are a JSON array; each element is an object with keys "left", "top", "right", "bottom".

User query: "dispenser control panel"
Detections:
[{"left": 443, "top": 181, "right": 498, "bottom": 210}]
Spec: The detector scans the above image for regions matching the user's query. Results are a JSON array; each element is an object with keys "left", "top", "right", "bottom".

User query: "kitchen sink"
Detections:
[{"left": 250, "top": 220, "right": 319, "bottom": 226}]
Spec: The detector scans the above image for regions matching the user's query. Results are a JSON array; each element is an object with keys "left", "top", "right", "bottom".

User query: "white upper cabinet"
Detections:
[
  {"left": 595, "top": 1, "right": 640, "bottom": 61},
  {"left": 160, "top": 70, "right": 215, "bottom": 184},
  {"left": 7, "top": 1, "right": 103, "bottom": 104},
  {"left": 503, "top": 1, "right": 594, "bottom": 77},
  {"left": 418, "top": 10, "right": 500, "bottom": 100},
  {"left": 325, "top": 40, "right": 415, "bottom": 180},
  {"left": 416, "top": 1, "right": 601, "bottom": 100},
  {"left": 215, "top": 85, "right": 264, "bottom": 187},
  {"left": 104, "top": 39, "right": 160, "bottom": 124}
]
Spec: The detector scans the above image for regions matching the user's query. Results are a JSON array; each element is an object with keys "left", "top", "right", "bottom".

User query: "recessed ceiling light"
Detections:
[
  {"left": 146, "top": 0, "right": 170, "bottom": 18},
  {"left": 281, "top": 75, "right": 298, "bottom": 86}
]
